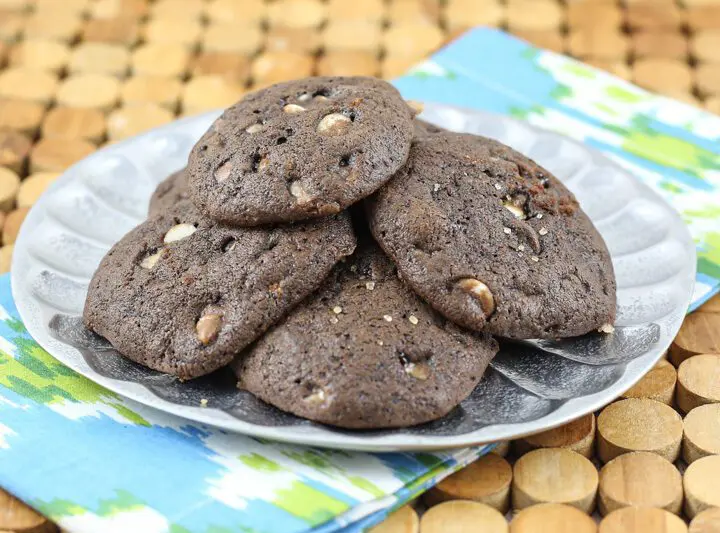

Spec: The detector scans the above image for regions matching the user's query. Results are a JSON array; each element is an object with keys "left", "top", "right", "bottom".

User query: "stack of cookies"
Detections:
[{"left": 84, "top": 77, "right": 616, "bottom": 429}]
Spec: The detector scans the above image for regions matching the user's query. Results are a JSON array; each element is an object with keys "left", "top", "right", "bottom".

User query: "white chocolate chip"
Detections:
[
  {"left": 164, "top": 223, "right": 197, "bottom": 243},
  {"left": 283, "top": 104, "right": 305, "bottom": 114},
  {"left": 200, "top": 398, "right": 208, "bottom": 407},
  {"left": 289, "top": 181, "right": 312, "bottom": 204},
  {"left": 215, "top": 160, "right": 232, "bottom": 182},
  {"left": 598, "top": 323, "right": 615, "bottom": 334},
  {"left": 539, "top": 227, "right": 548, "bottom": 236},
  {"left": 245, "top": 123, "right": 264, "bottom": 134},
  {"left": 257, "top": 157, "right": 269, "bottom": 171},
  {"left": 317, "top": 113, "right": 351, "bottom": 136},
  {"left": 536, "top": 213, "right": 543, "bottom": 219},
  {"left": 408, "top": 315, "right": 418, "bottom": 325},
  {"left": 332, "top": 306, "right": 342, "bottom": 314},
  {"left": 297, "top": 93, "right": 312, "bottom": 102},
  {"left": 377, "top": 340, "right": 384, "bottom": 346},
  {"left": 365, "top": 281, "right": 375, "bottom": 290},
  {"left": 517, "top": 244, "right": 525, "bottom": 252},
  {"left": 406, "top": 100, "right": 424, "bottom": 116},
  {"left": 494, "top": 183, "right": 502, "bottom": 190},
  {"left": 405, "top": 361, "right": 430, "bottom": 380},
  {"left": 196, "top": 312, "right": 222, "bottom": 345},
  {"left": 503, "top": 227, "right": 512, "bottom": 235},
  {"left": 503, "top": 201, "right": 525, "bottom": 219},
  {"left": 457, "top": 278, "right": 495, "bottom": 316},
  {"left": 531, "top": 256, "right": 539, "bottom": 262},
  {"left": 383, "top": 315, "right": 392, "bottom": 322},
  {"left": 330, "top": 316, "right": 339, "bottom": 324},
  {"left": 314, "top": 95, "right": 329, "bottom": 101},
  {"left": 433, "top": 183, "right": 441, "bottom": 192},
  {"left": 304, "top": 388, "right": 327, "bottom": 405},
  {"left": 140, "top": 250, "right": 162, "bottom": 269}
]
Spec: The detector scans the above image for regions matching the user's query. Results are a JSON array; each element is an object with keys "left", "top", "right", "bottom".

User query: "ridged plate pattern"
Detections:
[{"left": 11, "top": 105, "right": 696, "bottom": 451}]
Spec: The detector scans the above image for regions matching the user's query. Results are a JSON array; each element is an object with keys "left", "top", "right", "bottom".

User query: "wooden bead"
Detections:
[
  {"left": 632, "top": 32, "right": 688, "bottom": 60},
  {"left": 685, "top": 455, "right": 720, "bottom": 518},
  {"left": 699, "top": 295, "right": 720, "bottom": 313},
  {"left": 0, "top": 244, "right": 12, "bottom": 273},
  {"left": 381, "top": 56, "right": 419, "bottom": 79},
  {"left": 512, "top": 448, "right": 598, "bottom": 513},
  {"left": 69, "top": 42, "right": 130, "bottom": 77},
  {"left": 490, "top": 440, "right": 510, "bottom": 457},
  {"left": 327, "top": 0, "right": 385, "bottom": 22},
  {"left": 0, "top": 167, "right": 20, "bottom": 211},
  {"left": 692, "top": 31, "right": 720, "bottom": 64},
  {"left": 599, "top": 507, "right": 688, "bottom": 533},
  {"left": 683, "top": 404, "right": 720, "bottom": 464},
  {"left": 515, "top": 414, "right": 595, "bottom": 458},
  {"left": 0, "top": 10, "right": 24, "bottom": 42},
  {"left": 143, "top": 17, "right": 202, "bottom": 48},
  {"left": 621, "top": 359, "right": 677, "bottom": 405},
  {"left": 510, "top": 503, "right": 597, "bottom": 533},
  {"left": 3, "top": 207, "right": 28, "bottom": 245},
  {"left": 30, "top": 138, "right": 95, "bottom": 173},
  {"left": 671, "top": 313, "right": 720, "bottom": 366},
  {"left": 91, "top": 0, "right": 149, "bottom": 19},
  {"left": 9, "top": 39, "right": 70, "bottom": 73},
  {"left": 633, "top": 59, "right": 693, "bottom": 93},
  {"left": 323, "top": 21, "right": 382, "bottom": 52},
  {"left": 151, "top": 0, "right": 204, "bottom": 20},
  {"left": 57, "top": 74, "right": 120, "bottom": 111},
  {"left": 368, "top": 505, "right": 418, "bottom": 533},
  {"left": 696, "top": 64, "right": 720, "bottom": 98},
  {"left": 24, "top": 11, "right": 81, "bottom": 42},
  {"left": 317, "top": 51, "right": 379, "bottom": 77},
  {"left": 690, "top": 507, "right": 720, "bottom": 533},
  {"left": 424, "top": 454, "right": 512, "bottom": 512},
  {"left": 0, "top": 0, "right": 28, "bottom": 10},
  {"left": 0, "top": 99, "right": 45, "bottom": 135},
  {"left": 687, "top": 6, "right": 720, "bottom": 31},
  {"left": 383, "top": 23, "right": 444, "bottom": 57},
  {"left": 132, "top": 44, "right": 189, "bottom": 78},
  {"left": 267, "top": 0, "right": 326, "bottom": 29},
  {"left": 205, "top": 0, "right": 266, "bottom": 24},
  {"left": 445, "top": 0, "right": 505, "bottom": 30},
  {"left": 706, "top": 97, "right": 720, "bottom": 114},
  {"left": 107, "top": 104, "right": 174, "bottom": 140},
  {"left": 513, "top": 30, "right": 566, "bottom": 54},
  {"left": 626, "top": 3, "right": 684, "bottom": 30},
  {"left": 586, "top": 59, "right": 632, "bottom": 80},
  {"left": 121, "top": 76, "right": 182, "bottom": 110},
  {"left": 507, "top": 0, "right": 564, "bottom": 31},
  {"left": 43, "top": 107, "right": 106, "bottom": 143},
  {"left": 567, "top": 3, "right": 622, "bottom": 29},
  {"left": 251, "top": 52, "right": 314, "bottom": 85},
  {"left": 0, "top": 68, "right": 58, "bottom": 104},
  {"left": 677, "top": 355, "right": 720, "bottom": 413},
  {"left": 203, "top": 24, "right": 263, "bottom": 54},
  {"left": 82, "top": 18, "right": 140, "bottom": 46},
  {"left": 597, "top": 398, "right": 683, "bottom": 463},
  {"left": 422, "top": 501, "right": 508, "bottom": 533},
  {"left": 35, "top": 0, "right": 89, "bottom": 14},
  {"left": 568, "top": 29, "right": 628, "bottom": 59},
  {"left": 598, "top": 451, "right": 682, "bottom": 515},
  {"left": 387, "top": 0, "right": 440, "bottom": 25},
  {"left": 0, "top": 130, "right": 31, "bottom": 173},
  {"left": 191, "top": 52, "right": 250, "bottom": 84},
  {"left": 266, "top": 27, "right": 321, "bottom": 54},
  {"left": 17, "top": 172, "right": 59, "bottom": 208},
  {"left": 181, "top": 76, "right": 245, "bottom": 114},
  {"left": 0, "top": 488, "right": 54, "bottom": 533}
]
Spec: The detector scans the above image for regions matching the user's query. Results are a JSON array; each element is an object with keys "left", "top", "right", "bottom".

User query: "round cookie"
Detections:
[
  {"left": 148, "top": 168, "right": 189, "bottom": 216},
  {"left": 84, "top": 200, "right": 356, "bottom": 379},
  {"left": 187, "top": 76, "right": 415, "bottom": 225},
  {"left": 366, "top": 132, "right": 616, "bottom": 339},
  {"left": 234, "top": 242, "right": 499, "bottom": 429},
  {"left": 414, "top": 119, "right": 447, "bottom": 138}
]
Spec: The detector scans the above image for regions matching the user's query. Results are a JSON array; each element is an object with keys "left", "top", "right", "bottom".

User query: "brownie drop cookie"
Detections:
[
  {"left": 84, "top": 200, "right": 356, "bottom": 379},
  {"left": 366, "top": 132, "right": 616, "bottom": 339},
  {"left": 234, "top": 243, "right": 498, "bottom": 429},
  {"left": 148, "top": 168, "right": 188, "bottom": 216},
  {"left": 187, "top": 76, "right": 415, "bottom": 225}
]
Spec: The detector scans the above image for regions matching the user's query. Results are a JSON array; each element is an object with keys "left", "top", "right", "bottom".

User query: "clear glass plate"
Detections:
[{"left": 11, "top": 104, "right": 696, "bottom": 451}]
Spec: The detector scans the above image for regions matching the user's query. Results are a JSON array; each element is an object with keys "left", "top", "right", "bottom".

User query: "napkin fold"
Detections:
[{"left": 1, "top": 28, "right": 718, "bottom": 533}]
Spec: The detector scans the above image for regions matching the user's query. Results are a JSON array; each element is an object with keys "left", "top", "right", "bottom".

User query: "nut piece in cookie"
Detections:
[{"left": 84, "top": 200, "right": 356, "bottom": 379}]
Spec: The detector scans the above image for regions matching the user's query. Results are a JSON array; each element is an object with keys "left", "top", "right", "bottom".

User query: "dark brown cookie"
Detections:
[
  {"left": 187, "top": 76, "right": 415, "bottom": 225},
  {"left": 84, "top": 200, "right": 356, "bottom": 379},
  {"left": 414, "top": 119, "right": 447, "bottom": 138},
  {"left": 148, "top": 169, "right": 188, "bottom": 216},
  {"left": 366, "top": 132, "right": 616, "bottom": 339},
  {"left": 234, "top": 242, "right": 498, "bottom": 429}
]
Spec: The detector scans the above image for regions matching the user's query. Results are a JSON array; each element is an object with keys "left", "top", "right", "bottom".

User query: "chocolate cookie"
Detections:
[
  {"left": 84, "top": 200, "right": 356, "bottom": 379},
  {"left": 414, "top": 119, "right": 447, "bottom": 138},
  {"left": 148, "top": 168, "right": 188, "bottom": 216},
  {"left": 366, "top": 132, "right": 616, "bottom": 339},
  {"left": 187, "top": 76, "right": 415, "bottom": 225},
  {"left": 234, "top": 242, "right": 498, "bottom": 429}
]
